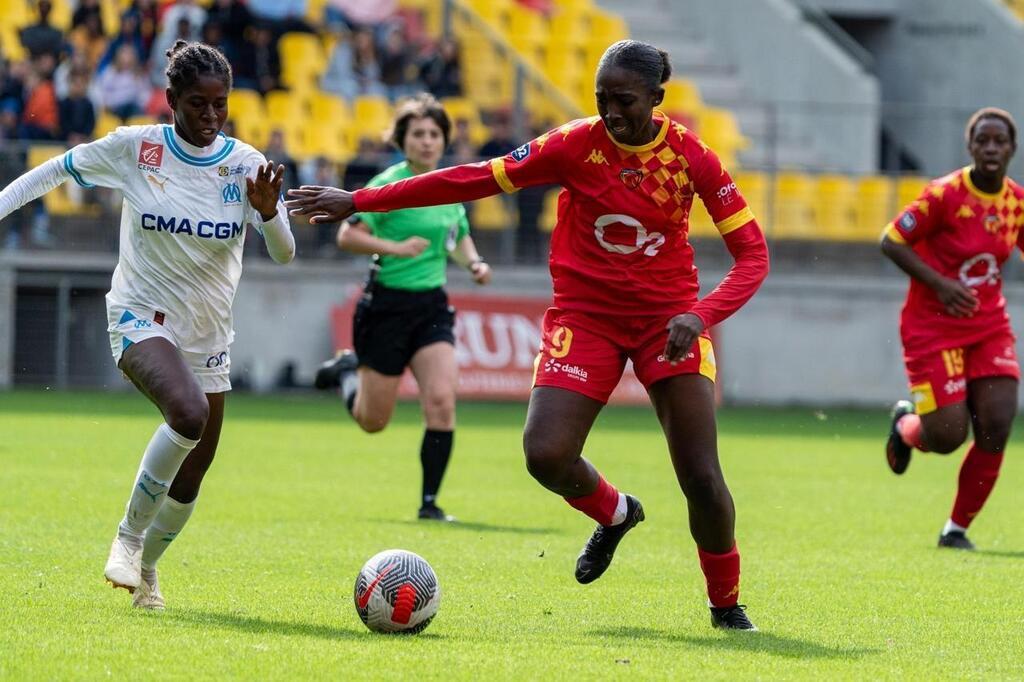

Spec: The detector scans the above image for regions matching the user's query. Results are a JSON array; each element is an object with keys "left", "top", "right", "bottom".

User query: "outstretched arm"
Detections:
[
  {"left": 285, "top": 161, "right": 504, "bottom": 224},
  {"left": 0, "top": 156, "right": 70, "bottom": 223},
  {"left": 246, "top": 161, "right": 295, "bottom": 264}
]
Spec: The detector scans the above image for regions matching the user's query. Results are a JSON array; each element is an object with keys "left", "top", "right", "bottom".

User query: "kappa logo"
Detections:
[
  {"left": 222, "top": 182, "right": 242, "bottom": 205},
  {"left": 619, "top": 169, "right": 644, "bottom": 189},
  {"left": 585, "top": 149, "right": 609, "bottom": 165},
  {"left": 510, "top": 143, "right": 531, "bottom": 162},
  {"left": 138, "top": 142, "right": 164, "bottom": 168}
]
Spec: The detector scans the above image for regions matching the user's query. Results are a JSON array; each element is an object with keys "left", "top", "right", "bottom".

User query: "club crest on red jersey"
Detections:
[
  {"left": 138, "top": 142, "right": 164, "bottom": 169},
  {"left": 619, "top": 169, "right": 644, "bottom": 189}
]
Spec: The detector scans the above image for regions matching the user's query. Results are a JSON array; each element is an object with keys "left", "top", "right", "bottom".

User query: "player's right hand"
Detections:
[
  {"left": 391, "top": 236, "right": 430, "bottom": 258},
  {"left": 285, "top": 186, "right": 355, "bottom": 224},
  {"left": 935, "top": 278, "right": 980, "bottom": 318}
]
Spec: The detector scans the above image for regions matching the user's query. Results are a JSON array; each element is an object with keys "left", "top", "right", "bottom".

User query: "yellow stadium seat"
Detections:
[
  {"left": 353, "top": 95, "right": 392, "bottom": 135},
  {"left": 28, "top": 144, "right": 101, "bottom": 217},
  {"left": 662, "top": 79, "right": 702, "bottom": 116},
  {"left": 48, "top": 0, "right": 73, "bottom": 31},
  {"left": 588, "top": 9, "right": 628, "bottom": 46},
  {"left": 734, "top": 170, "right": 769, "bottom": 230},
  {"left": 896, "top": 175, "right": 930, "bottom": 212},
  {"left": 466, "top": 0, "right": 512, "bottom": 30},
  {"left": 548, "top": 9, "right": 589, "bottom": 49},
  {"left": 553, "top": 0, "right": 593, "bottom": 12},
  {"left": 507, "top": 5, "right": 547, "bottom": 65},
  {"left": 0, "top": 0, "right": 30, "bottom": 29},
  {"left": 278, "top": 32, "right": 327, "bottom": 90},
  {"left": 265, "top": 89, "right": 308, "bottom": 122},
  {"left": 772, "top": 172, "right": 817, "bottom": 239},
  {"left": 1, "top": 24, "right": 27, "bottom": 62},
  {"left": 472, "top": 195, "right": 516, "bottom": 231},
  {"left": 94, "top": 110, "right": 122, "bottom": 138},
  {"left": 540, "top": 189, "right": 560, "bottom": 233},
  {"left": 813, "top": 174, "right": 858, "bottom": 241},
  {"left": 310, "top": 90, "right": 351, "bottom": 124},
  {"left": 439, "top": 96, "right": 487, "bottom": 145},
  {"left": 697, "top": 108, "right": 747, "bottom": 170},
  {"left": 126, "top": 115, "right": 156, "bottom": 127},
  {"left": 854, "top": 175, "right": 896, "bottom": 241}
]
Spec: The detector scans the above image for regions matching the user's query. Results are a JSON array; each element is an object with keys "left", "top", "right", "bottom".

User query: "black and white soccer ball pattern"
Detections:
[{"left": 354, "top": 549, "right": 440, "bottom": 634}]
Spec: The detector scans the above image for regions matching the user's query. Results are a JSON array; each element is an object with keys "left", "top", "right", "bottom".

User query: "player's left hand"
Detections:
[
  {"left": 664, "top": 313, "right": 705, "bottom": 365},
  {"left": 469, "top": 260, "right": 492, "bottom": 285},
  {"left": 247, "top": 161, "right": 285, "bottom": 221},
  {"left": 285, "top": 186, "right": 356, "bottom": 224}
]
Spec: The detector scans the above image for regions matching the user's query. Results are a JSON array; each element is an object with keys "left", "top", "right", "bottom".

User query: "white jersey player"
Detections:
[{"left": 0, "top": 41, "right": 295, "bottom": 609}]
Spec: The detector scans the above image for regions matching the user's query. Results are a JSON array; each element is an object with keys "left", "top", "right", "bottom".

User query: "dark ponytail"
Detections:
[
  {"left": 165, "top": 40, "right": 232, "bottom": 95},
  {"left": 597, "top": 39, "right": 672, "bottom": 91}
]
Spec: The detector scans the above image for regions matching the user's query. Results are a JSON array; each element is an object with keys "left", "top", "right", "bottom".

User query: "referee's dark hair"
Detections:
[
  {"left": 597, "top": 40, "right": 672, "bottom": 92},
  {"left": 965, "top": 107, "right": 1017, "bottom": 146},
  {"left": 388, "top": 93, "right": 452, "bottom": 150},
  {"left": 165, "top": 40, "right": 233, "bottom": 95}
]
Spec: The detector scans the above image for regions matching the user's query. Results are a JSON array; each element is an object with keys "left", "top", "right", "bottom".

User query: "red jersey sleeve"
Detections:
[
  {"left": 354, "top": 122, "right": 579, "bottom": 212},
  {"left": 687, "top": 144, "right": 769, "bottom": 328},
  {"left": 883, "top": 182, "right": 943, "bottom": 245}
]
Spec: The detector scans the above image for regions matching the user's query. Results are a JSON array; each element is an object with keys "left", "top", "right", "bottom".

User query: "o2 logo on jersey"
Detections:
[
  {"left": 221, "top": 182, "right": 242, "bottom": 205},
  {"left": 205, "top": 351, "right": 229, "bottom": 368},
  {"left": 958, "top": 252, "right": 999, "bottom": 288},
  {"left": 510, "top": 143, "right": 531, "bottom": 162},
  {"left": 593, "top": 214, "right": 665, "bottom": 257}
]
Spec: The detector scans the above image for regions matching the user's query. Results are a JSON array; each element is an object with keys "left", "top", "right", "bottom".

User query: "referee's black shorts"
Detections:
[{"left": 353, "top": 284, "right": 456, "bottom": 376}]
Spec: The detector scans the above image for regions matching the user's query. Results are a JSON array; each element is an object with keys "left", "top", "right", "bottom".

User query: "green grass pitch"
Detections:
[{"left": 1, "top": 390, "right": 1023, "bottom": 679}]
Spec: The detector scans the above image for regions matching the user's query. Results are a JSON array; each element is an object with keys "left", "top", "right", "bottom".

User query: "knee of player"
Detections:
[
  {"left": 679, "top": 468, "right": 727, "bottom": 503},
  {"left": 166, "top": 396, "right": 209, "bottom": 440},
  {"left": 522, "top": 441, "right": 568, "bottom": 482},
  {"left": 356, "top": 415, "right": 389, "bottom": 434},
  {"left": 421, "top": 391, "right": 456, "bottom": 423}
]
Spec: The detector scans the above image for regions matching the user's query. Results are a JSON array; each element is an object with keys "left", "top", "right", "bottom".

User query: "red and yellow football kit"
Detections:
[
  {"left": 355, "top": 112, "right": 769, "bottom": 402},
  {"left": 884, "top": 167, "right": 1024, "bottom": 413}
]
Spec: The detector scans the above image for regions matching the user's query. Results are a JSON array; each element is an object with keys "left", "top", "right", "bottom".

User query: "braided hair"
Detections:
[
  {"left": 164, "top": 40, "right": 232, "bottom": 95},
  {"left": 597, "top": 40, "right": 672, "bottom": 92}
]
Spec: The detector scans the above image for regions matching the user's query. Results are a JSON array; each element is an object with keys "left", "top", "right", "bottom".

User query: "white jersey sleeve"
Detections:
[{"left": 63, "top": 126, "right": 137, "bottom": 190}]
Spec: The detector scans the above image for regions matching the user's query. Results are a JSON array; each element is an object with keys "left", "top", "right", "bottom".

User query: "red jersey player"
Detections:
[
  {"left": 883, "top": 107, "right": 1021, "bottom": 551},
  {"left": 287, "top": 41, "right": 769, "bottom": 630}
]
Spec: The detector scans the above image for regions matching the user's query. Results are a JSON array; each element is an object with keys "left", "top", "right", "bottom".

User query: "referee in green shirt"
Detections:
[{"left": 316, "top": 94, "right": 492, "bottom": 522}]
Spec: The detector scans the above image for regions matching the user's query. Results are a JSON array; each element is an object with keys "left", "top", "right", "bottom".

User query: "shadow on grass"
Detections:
[
  {"left": 975, "top": 549, "right": 1024, "bottom": 559},
  {"left": 372, "top": 518, "right": 562, "bottom": 535},
  {"left": 165, "top": 608, "right": 447, "bottom": 641},
  {"left": 590, "top": 626, "right": 878, "bottom": 660}
]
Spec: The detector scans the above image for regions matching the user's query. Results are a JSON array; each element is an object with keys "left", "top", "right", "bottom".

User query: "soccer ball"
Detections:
[{"left": 354, "top": 549, "right": 441, "bottom": 634}]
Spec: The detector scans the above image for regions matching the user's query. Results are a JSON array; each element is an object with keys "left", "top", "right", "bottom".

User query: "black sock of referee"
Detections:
[{"left": 420, "top": 429, "right": 453, "bottom": 508}]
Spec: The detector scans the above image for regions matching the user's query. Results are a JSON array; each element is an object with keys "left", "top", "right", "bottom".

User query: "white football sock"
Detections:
[
  {"left": 142, "top": 496, "right": 197, "bottom": 570},
  {"left": 611, "top": 493, "right": 628, "bottom": 525},
  {"left": 118, "top": 424, "right": 199, "bottom": 540},
  {"left": 341, "top": 371, "right": 360, "bottom": 405},
  {"left": 942, "top": 519, "right": 968, "bottom": 536}
]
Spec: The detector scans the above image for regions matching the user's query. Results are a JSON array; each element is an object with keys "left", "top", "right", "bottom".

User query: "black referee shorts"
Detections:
[{"left": 353, "top": 284, "right": 456, "bottom": 376}]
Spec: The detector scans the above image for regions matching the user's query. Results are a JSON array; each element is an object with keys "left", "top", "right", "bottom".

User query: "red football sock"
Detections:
[
  {"left": 950, "top": 443, "right": 1004, "bottom": 528},
  {"left": 564, "top": 475, "right": 619, "bottom": 526},
  {"left": 897, "top": 413, "right": 929, "bottom": 451},
  {"left": 697, "top": 543, "right": 741, "bottom": 608}
]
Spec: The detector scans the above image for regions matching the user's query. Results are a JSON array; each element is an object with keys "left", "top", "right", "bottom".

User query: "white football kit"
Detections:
[{"left": 58, "top": 124, "right": 291, "bottom": 391}]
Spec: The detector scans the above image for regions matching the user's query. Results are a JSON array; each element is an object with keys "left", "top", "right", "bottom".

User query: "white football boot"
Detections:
[
  {"left": 133, "top": 569, "right": 165, "bottom": 610},
  {"left": 104, "top": 534, "right": 142, "bottom": 592}
]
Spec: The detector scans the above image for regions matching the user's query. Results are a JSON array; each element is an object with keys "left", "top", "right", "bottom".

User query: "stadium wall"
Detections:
[
  {"left": 805, "top": 0, "right": 1024, "bottom": 178},
  {"left": 672, "top": 0, "right": 880, "bottom": 173},
  {"left": 5, "top": 256, "right": 1024, "bottom": 408}
]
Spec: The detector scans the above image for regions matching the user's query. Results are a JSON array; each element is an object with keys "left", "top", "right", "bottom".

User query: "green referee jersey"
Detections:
[{"left": 353, "top": 161, "right": 470, "bottom": 291}]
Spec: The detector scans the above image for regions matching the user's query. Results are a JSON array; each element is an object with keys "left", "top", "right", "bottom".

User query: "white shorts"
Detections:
[{"left": 107, "top": 305, "right": 232, "bottom": 393}]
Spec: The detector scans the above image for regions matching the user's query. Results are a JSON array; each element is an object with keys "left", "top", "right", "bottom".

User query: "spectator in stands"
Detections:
[
  {"left": 19, "top": 58, "right": 60, "bottom": 141},
  {"left": 20, "top": 0, "right": 66, "bottom": 62},
  {"left": 72, "top": 0, "right": 103, "bottom": 31},
  {"left": 325, "top": 0, "right": 397, "bottom": 29},
  {"left": 132, "top": 0, "right": 160, "bottom": 60},
  {"left": 59, "top": 68, "right": 96, "bottom": 143},
  {"left": 378, "top": 27, "right": 418, "bottom": 101},
  {"left": 200, "top": 22, "right": 235, "bottom": 65},
  {"left": 321, "top": 27, "right": 385, "bottom": 100},
  {"left": 343, "top": 137, "right": 386, "bottom": 191},
  {"left": 69, "top": 12, "right": 109, "bottom": 73},
  {"left": 205, "top": 0, "right": 253, "bottom": 59},
  {"left": 247, "top": 0, "right": 312, "bottom": 35},
  {"left": 157, "top": 0, "right": 207, "bottom": 44},
  {"left": 300, "top": 156, "right": 342, "bottom": 254},
  {"left": 151, "top": 15, "right": 200, "bottom": 85},
  {"left": 98, "top": 10, "right": 146, "bottom": 73},
  {"left": 233, "top": 23, "right": 281, "bottom": 95},
  {"left": 264, "top": 128, "right": 299, "bottom": 193},
  {"left": 0, "top": 60, "right": 27, "bottom": 140},
  {"left": 419, "top": 37, "right": 461, "bottom": 100},
  {"left": 96, "top": 44, "right": 151, "bottom": 121}
]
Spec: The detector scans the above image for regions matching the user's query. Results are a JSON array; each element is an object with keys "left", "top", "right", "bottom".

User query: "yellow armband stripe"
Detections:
[
  {"left": 490, "top": 158, "right": 518, "bottom": 194},
  {"left": 715, "top": 206, "right": 755, "bottom": 235},
  {"left": 882, "top": 222, "right": 906, "bottom": 244}
]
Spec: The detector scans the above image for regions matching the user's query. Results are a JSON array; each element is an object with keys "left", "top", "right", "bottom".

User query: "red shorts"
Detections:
[
  {"left": 904, "top": 329, "right": 1019, "bottom": 414},
  {"left": 532, "top": 307, "right": 716, "bottom": 404}
]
